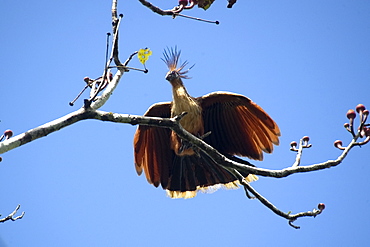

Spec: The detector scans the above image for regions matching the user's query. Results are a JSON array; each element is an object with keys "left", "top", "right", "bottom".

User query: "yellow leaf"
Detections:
[{"left": 138, "top": 48, "right": 152, "bottom": 64}]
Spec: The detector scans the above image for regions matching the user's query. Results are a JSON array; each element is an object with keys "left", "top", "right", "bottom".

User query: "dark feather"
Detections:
[{"left": 199, "top": 91, "right": 280, "bottom": 160}]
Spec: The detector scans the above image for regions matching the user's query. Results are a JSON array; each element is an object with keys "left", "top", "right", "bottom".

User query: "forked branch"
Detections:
[
  {"left": 233, "top": 169, "right": 324, "bottom": 229},
  {"left": 0, "top": 205, "right": 24, "bottom": 223},
  {"left": 138, "top": 0, "right": 219, "bottom": 24},
  {"left": 2, "top": 106, "right": 367, "bottom": 178},
  {"left": 0, "top": 102, "right": 367, "bottom": 228}
]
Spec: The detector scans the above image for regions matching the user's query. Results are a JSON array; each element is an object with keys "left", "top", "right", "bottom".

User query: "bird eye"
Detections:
[{"left": 166, "top": 71, "right": 178, "bottom": 81}]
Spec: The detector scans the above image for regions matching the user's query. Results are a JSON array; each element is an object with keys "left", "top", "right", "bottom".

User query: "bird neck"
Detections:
[
  {"left": 171, "top": 79, "right": 193, "bottom": 105},
  {"left": 170, "top": 80, "right": 202, "bottom": 123}
]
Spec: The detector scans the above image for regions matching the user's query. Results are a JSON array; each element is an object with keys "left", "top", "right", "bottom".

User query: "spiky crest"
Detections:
[{"left": 162, "top": 47, "right": 193, "bottom": 79}]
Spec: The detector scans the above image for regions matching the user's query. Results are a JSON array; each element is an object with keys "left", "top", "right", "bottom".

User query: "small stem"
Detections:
[
  {"left": 113, "top": 65, "right": 147, "bottom": 73},
  {"left": 86, "top": 7, "right": 124, "bottom": 108},
  {"left": 176, "top": 13, "right": 220, "bottom": 25},
  {"left": 349, "top": 118, "right": 356, "bottom": 137},
  {"left": 138, "top": 0, "right": 175, "bottom": 16},
  {"left": 0, "top": 205, "right": 25, "bottom": 223},
  {"left": 69, "top": 85, "right": 89, "bottom": 106},
  {"left": 292, "top": 139, "right": 304, "bottom": 167},
  {"left": 123, "top": 51, "right": 139, "bottom": 66},
  {"left": 233, "top": 169, "right": 322, "bottom": 229}
]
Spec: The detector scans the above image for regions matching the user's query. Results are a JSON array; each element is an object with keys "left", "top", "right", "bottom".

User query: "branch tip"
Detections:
[
  {"left": 0, "top": 204, "right": 25, "bottom": 223},
  {"left": 288, "top": 220, "right": 300, "bottom": 229},
  {"left": 334, "top": 140, "right": 345, "bottom": 150}
]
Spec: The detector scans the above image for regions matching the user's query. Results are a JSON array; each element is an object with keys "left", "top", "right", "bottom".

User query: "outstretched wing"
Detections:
[
  {"left": 133, "top": 100, "right": 258, "bottom": 198},
  {"left": 133, "top": 102, "right": 173, "bottom": 188},
  {"left": 199, "top": 92, "right": 280, "bottom": 160}
]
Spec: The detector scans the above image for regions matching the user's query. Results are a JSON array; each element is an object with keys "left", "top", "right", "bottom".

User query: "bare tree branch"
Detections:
[
  {"left": 233, "top": 169, "right": 323, "bottom": 229},
  {"left": 2, "top": 107, "right": 363, "bottom": 228},
  {"left": 1, "top": 109, "right": 365, "bottom": 180},
  {"left": 85, "top": 1, "right": 125, "bottom": 108},
  {"left": 138, "top": 0, "right": 176, "bottom": 16},
  {"left": 138, "top": 0, "right": 220, "bottom": 24},
  {"left": 0, "top": 205, "right": 24, "bottom": 223}
]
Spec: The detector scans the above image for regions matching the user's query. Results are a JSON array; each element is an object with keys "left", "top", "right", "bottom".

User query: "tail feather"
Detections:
[{"left": 165, "top": 152, "right": 257, "bottom": 199}]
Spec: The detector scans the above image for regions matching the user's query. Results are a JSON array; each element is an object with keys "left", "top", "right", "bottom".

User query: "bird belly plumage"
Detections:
[
  {"left": 170, "top": 108, "right": 204, "bottom": 156},
  {"left": 171, "top": 88, "right": 204, "bottom": 156}
]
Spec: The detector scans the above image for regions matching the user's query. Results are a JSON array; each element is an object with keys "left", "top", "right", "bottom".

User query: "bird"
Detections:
[{"left": 133, "top": 48, "right": 280, "bottom": 199}]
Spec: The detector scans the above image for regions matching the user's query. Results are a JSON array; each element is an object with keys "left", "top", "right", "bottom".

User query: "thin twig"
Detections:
[
  {"left": 85, "top": 2, "right": 138, "bottom": 110},
  {"left": 111, "top": 0, "right": 123, "bottom": 67},
  {"left": 138, "top": 0, "right": 219, "bottom": 24},
  {"left": 292, "top": 138, "right": 304, "bottom": 167},
  {"left": 233, "top": 169, "right": 322, "bottom": 229},
  {"left": 0, "top": 205, "right": 25, "bottom": 223},
  {"left": 291, "top": 137, "right": 311, "bottom": 167},
  {"left": 87, "top": 12, "right": 124, "bottom": 106},
  {"left": 176, "top": 13, "right": 219, "bottom": 24},
  {"left": 138, "top": 0, "right": 175, "bottom": 16}
]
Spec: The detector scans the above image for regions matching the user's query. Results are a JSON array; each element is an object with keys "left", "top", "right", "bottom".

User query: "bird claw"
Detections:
[{"left": 178, "top": 132, "right": 211, "bottom": 156}]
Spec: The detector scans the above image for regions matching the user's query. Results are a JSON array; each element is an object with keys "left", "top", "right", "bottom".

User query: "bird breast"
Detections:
[{"left": 171, "top": 87, "right": 203, "bottom": 134}]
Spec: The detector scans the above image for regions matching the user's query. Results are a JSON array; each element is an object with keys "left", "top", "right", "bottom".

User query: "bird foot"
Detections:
[{"left": 178, "top": 131, "right": 211, "bottom": 156}]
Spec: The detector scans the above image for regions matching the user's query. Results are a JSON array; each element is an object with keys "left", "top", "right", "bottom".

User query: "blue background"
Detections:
[{"left": 1, "top": 1, "right": 369, "bottom": 246}]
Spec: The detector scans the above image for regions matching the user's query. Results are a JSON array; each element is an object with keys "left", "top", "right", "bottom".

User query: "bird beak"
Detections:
[{"left": 165, "top": 71, "right": 175, "bottom": 81}]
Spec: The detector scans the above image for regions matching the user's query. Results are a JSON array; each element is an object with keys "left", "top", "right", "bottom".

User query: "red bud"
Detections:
[
  {"left": 302, "top": 136, "right": 310, "bottom": 142},
  {"left": 290, "top": 141, "right": 297, "bottom": 148},
  {"left": 364, "top": 127, "right": 370, "bottom": 137},
  {"left": 83, "top": 77, "right": 91, "bottom": 83},
  {"left": 334, "top": 140, "right": 343, "bottom": 149},
  {"left": 318, "top": 203, "right": 325, "bottom": 211},
  {"left": 346, "top": 109, "right": 356, "bottom": 120},
  {"left": 4, "top": 129, "right": 13, "bottom": 139},
  {"left": 356, "top": 104, "right": 366, "bottom": 113}
]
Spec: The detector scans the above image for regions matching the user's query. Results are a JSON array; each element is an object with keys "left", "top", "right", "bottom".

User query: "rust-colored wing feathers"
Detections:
[
  {"left": 133, "top": 102, "right": 172, "bottom": 188},
  {"left": 199, "top": 92, "right": 280, "bottom": 161},
  {"left": 133, "top": 92, "right": 280, "bottom": 198}
]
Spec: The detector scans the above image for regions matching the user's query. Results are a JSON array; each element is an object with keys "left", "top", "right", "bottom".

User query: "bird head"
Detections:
[{"left": 162, "top": 47, "right": 193, "bottom": 84}]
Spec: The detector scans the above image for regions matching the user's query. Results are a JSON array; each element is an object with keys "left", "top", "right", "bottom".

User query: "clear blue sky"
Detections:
[{"left": 1, "top": 1, "right": 370, "bottom": 246}]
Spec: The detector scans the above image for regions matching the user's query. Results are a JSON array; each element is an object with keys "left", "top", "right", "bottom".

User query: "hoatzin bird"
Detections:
[{"left": 134, "top": 48, "right": 280, "bottom": 199}]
